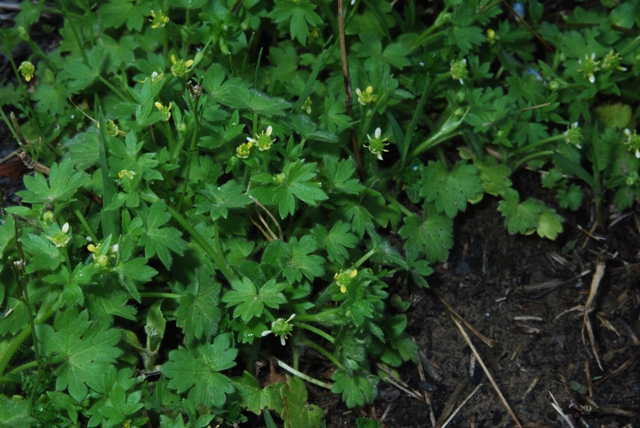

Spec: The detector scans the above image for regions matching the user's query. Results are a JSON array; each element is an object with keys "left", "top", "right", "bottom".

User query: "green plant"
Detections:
[{"left": 1, "top": 0, "right": 640, "bottom": 426}]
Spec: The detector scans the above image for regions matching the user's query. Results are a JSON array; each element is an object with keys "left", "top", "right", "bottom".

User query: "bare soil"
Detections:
[{"left": 310, "top": 174, "right": 640, "bottom": 428}]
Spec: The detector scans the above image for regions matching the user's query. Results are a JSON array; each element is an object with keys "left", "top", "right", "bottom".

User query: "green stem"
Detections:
[
  {"left": 0, "top": 288, "right": 62, "bottom": 378},
  {"left": 17, "top": 276, "right": 41, "bottom": 414},
  {"left": 273, "top": 357, "right": 333, "bottom": 390},
  {"left": 139, "top": 292, "right": 182, "bottom": 299},
  {"left": 72, "top": 205, "right": 98, "bottom": 243},
  {"left": 437, "top": 147, "right": 448, "bottom": 169},
  {"left": 382, "top": 191, "right": 413, "bottom": 217},
  {"left": 5, "top": 52, "right": 40, "bottom": 126},
  {"left": 292, "top": 322, "right": 335, "bottom": 344},
  {"left": 64, "top": 9, "right": 90, "bottom": 65},
  {"left": 414, "top": 30, "right": 446, "bottom": 47},
  {"left": 176, "top": 100, "right": 201, "bottom": 211},
  {"left": 98, "top": 76, "right": 129, "bottom": 102},
  {"left": 165, "top": 205, "right": 237, "bottom": 283},
  {"left": 294, "top": 308, "right": 341, "bottom": 324},
  {"left": 5, "top": 361, "right": 38, "bottom": 379},
  {"left": 353, "top": 246, "right": 377, "bottom": 269},
  {"left": 512, "top": 150, "right": 554, "bottom": 170},
  {"left": 510, "top": 134, "right": 565, "bottom": 157},
  {"left": 591, "top": 147, "right": 605, "bottom": 230},
  {"left": 299, "top": 337, "right": 344, "bottom": 372},
  {"left": 619, "top": 35, "right": 640, "bottom": 57}
]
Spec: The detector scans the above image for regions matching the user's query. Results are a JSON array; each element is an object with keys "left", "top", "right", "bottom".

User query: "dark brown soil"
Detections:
[{"left": 310, "top": 188, "right": 640, "bottom": 428}]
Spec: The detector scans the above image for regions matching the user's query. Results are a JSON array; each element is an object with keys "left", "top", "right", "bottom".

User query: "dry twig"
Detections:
[
  {"left": 450, "top": 316, "right": 523, "bottom": 428},
  {"left": 440, "top": 383, "right": 483, "bottom": 428},
  {"left": 548, "top": 391, "right": 575, "bottom": 428},
  {"left": 582, "top": 259, "right": 606, "bottom": 370}
]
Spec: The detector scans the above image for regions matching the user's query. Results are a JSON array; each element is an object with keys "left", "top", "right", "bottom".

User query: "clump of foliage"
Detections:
[{"left": 1, "top": 0, "right": 639, "bottom": 426}]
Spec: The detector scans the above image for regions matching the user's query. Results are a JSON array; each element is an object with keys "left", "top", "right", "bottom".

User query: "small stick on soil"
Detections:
[
  {"left": 440, "top": 383, "right": 483, "bottom": 428},
  {"left": 584, "top": 361, "right": 593, "bottom": 399},
  {"left": 376, "top": 363, "right": 424, "bottom": 402},
  {"left": 596, "top": 313, "right": 620, "bottom": 337},
  {"left": 582, "top": 259, "right": 606, "bottom": 370},
  {"left": 434, "top": 292, "right": 499, "bottom": 349},
  {"left": 381, "top": 375, "right": 424, "bottom": 401},
  {"left": 450, "top": 316, "right": 523, "bottom": 428},
  {"left": 548, "top": 391, "right": 576, "bottom": 428},
  {"left": 419, "top": 351, "right": 443, "bottom": 382},
  {"left": 521, "top": 375, "right": 540, "bottom": 400},
  {"left": 417, "top": 351, "right": 426, "bottom": 382},
  {"left": 434, "top": 382, "right": 466, "bottom": 428},
  {"left": 513, "top": 316, "right": 544, "bottom": 322},
  {"left": 380, "top": 403, "right": 393, "bottom": 422},
  {"left": 593, "top": 349, "right": 640, "bottom": 387},
  {"left": 617, "top": 317, "right": 640, "bottom": 346}
]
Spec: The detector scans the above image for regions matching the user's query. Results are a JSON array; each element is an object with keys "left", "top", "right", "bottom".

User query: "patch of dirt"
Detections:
[{"left": 315, "top": 184, "right": 640, "bottom": 428}]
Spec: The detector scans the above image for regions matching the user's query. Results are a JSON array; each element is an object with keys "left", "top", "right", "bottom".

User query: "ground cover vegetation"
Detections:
[{"left": 0, "top": 0, "right": 639, "bottom": 426}]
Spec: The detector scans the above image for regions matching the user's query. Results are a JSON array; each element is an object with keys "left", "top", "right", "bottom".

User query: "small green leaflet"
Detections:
[
  {"left": 557, "top": 183, "right": 583, "bottom": 211},
  {"left": 37, "top": 308, "right": 123, "bottom": 403},
  {"left": 137, "top": 201, "right": 188, "bottom": 269},
  {"left": 17, "top": 158, "right": 88, "bottom": 205},
  {"left": 351, "top": 32, "right": 413, "bottom": 71},
  {"left": 536, "top": 205, "right": 563, "bottom": 240},
  {"left": 322, "top": 157, "right": 364, "bottom": 195},
  {"left": 0, "top": 395, "right": 35, "bottom": 428},
  {"left": 279, "top": 376, "right": 324, "bottom": 428},
  {"left": 0, "top": 213, "right": 15, "bottom": 256},
  {"left": 331, "top": 370, "right": 378, "bottom": 409},
  {"left": 43, "top": 264, "right": 97, "bottom": 306},
  {"left": 332, "top": 202, "right": 374, "bottom": 238},
  {"left": 162, "top": 334, "right": 237, "bottom": 408},
  {"left": 98, "top": 0, "right": 151, "bottom": 31},
  {"left": 195, "top": 180, "right": 252, "bottom": 220},
  {"left": 311, "top": 221, "right": 358, "bottom": 264},
  {"left": 497, "top": 189, "right": 541, "bottom": 235},
  {"left": 420, "top": 160, "right": 483, "bottom": 218},
  {"left": 250, "top": 160, "right": 328, "bottom": 219},
  {"left": 175, "top": 267, "right": 222, "bottom": 342},
  {"left": 268, "top": 0, "right": 322, "bottom": 46},
  {"left": 261, "top": 237, "right": 326, "bottom": 284},
  {"left": 398, "top": 203, "right": 453, "bottom": 263},
  {"left": 19, "top": 234, "right": 64, "bottom": 273},
  {"left": 231, "top": 371, "right": 269, "bottom": 415},
  {"left": 221, "top": 278, "right": 286, "bottom": 323}
]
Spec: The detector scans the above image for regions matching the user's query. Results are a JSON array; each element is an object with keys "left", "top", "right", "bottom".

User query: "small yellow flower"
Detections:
[
  {"left": 150, "top": 71, "right": 164, "bottom": 85},
  {"left": 118, "top": 170, "right": 136, "bottom": 180},
  {"left": 602, "top": 50, "right": 626, "bottom": 72},
  {"left": 18, "top": 61, "right": 35, "bottom": 82},
  {"left": 236, "top": 141, "right": 253, "bottom": 159},
  {"left": 47, "top": 223, "right": 71, "bottom": 248},
  {"left": 577, "top": 53, "right": 600, "bottom": 84},
  {"left": 261, "top": 314, "right": 296, "bottom": 346},
  {"left": 170, "top": 54, "right": 194, "bottom": 77},
  {"left": 247, "top": 126, "right": 276, "bottom": 152},
  {"left": 624, "top": 128, "right": 640, "bottom": 158},
  {"left": 365, "top": 127, "right": 390, "bottom": 160},
  {"left": 154, "top": 101, "right": 172, "bottom": 121},
  {"left": 87, "top": 241, "right": 118, "bottom": 268},
  {"left": 149, "top": 10, "right": 169, "bottom": 29},
  {"left": 450, "top": 58, "right": 468, "bottom": 85},
  {"left": 356, "top": 86, "right": 378, "bottom": 106},
  {"left": 302, "top": 97, "right": 312, "bottom": 114},
  {"left": 41, "top": 210, "right": 55, "bottom": 226},
  {"left": 334, "top": 269, "right": 358, "bottom": 293},
  {"left": 564, "top": 122, "right": 583, "bottom": 149}
]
